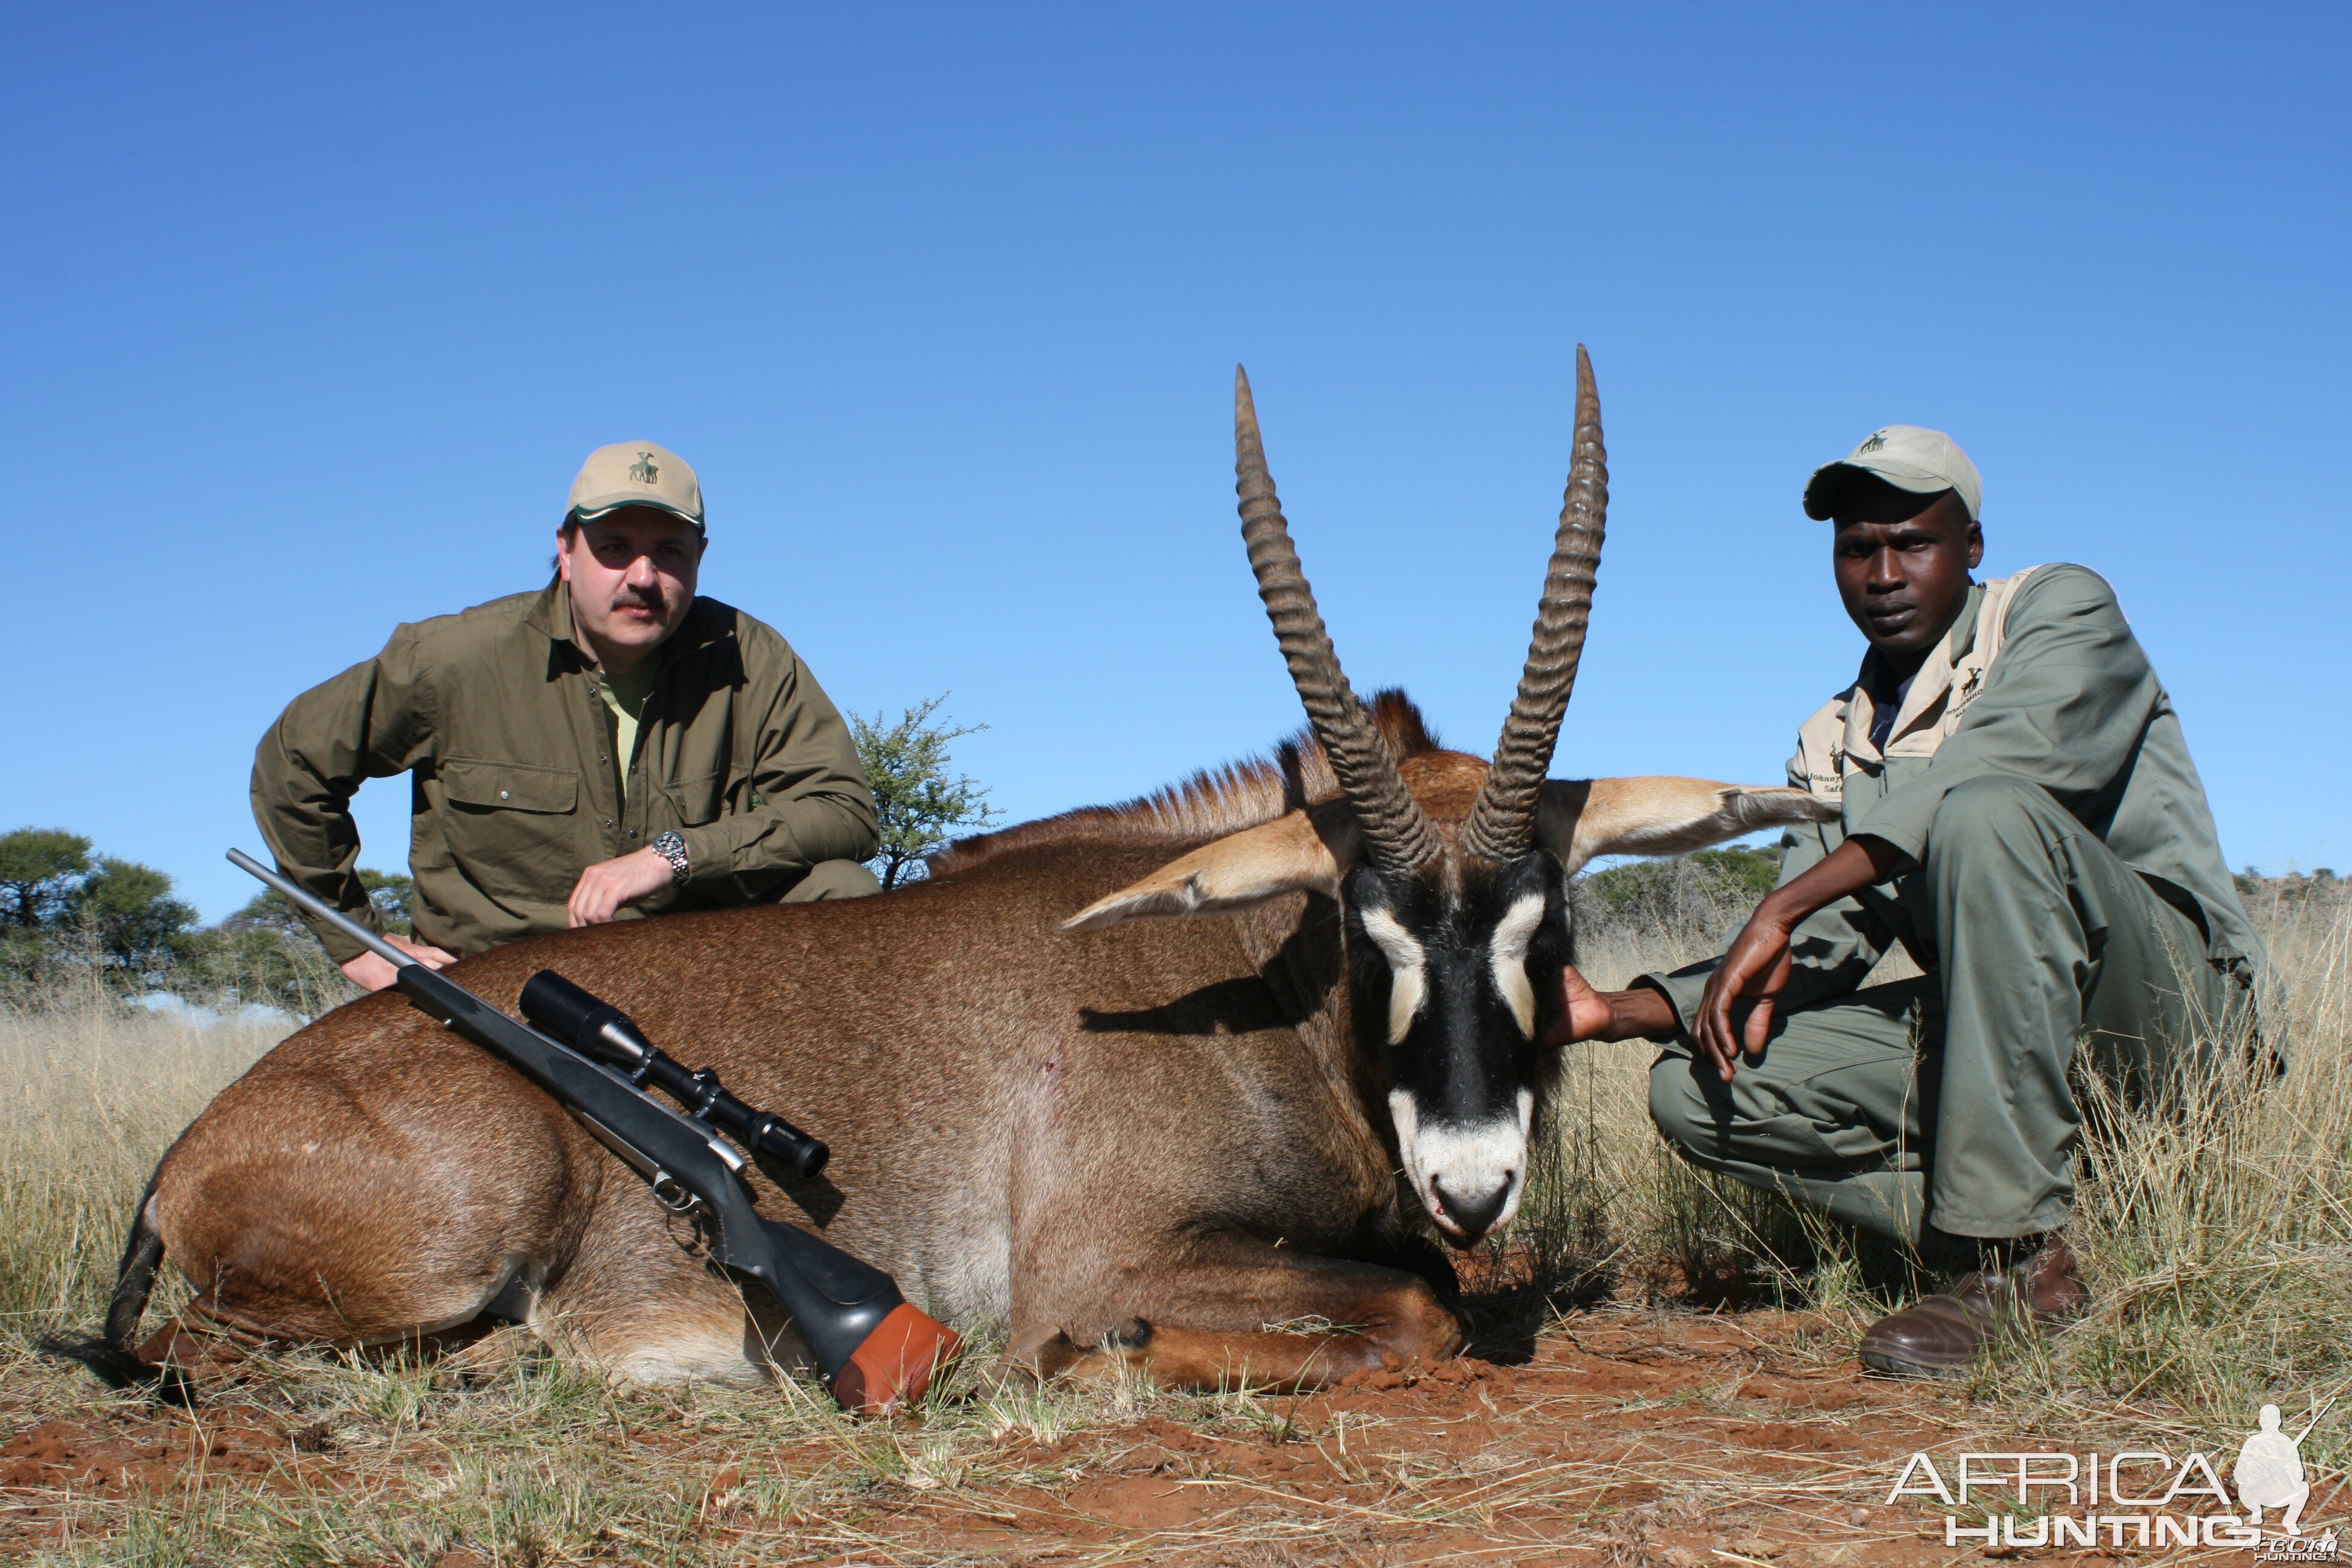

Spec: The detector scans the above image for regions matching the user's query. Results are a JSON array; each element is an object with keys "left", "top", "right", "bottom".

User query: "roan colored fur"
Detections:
[{"left": 108, "top": 694, "right": 1829, "bottom": 1392}]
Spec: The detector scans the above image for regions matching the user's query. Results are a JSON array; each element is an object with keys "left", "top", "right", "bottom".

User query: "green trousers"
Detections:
[
  {"left": 783, "top": 859, "right": 883, "bottom": 901},
  {"left": 1647, "top": 776, "right": 2236, "bottom": 1245}
]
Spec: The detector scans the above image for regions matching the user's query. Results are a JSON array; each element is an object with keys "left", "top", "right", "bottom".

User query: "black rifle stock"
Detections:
[{"left": 227, "top": 849, "right": 958, "bottom": 1413}]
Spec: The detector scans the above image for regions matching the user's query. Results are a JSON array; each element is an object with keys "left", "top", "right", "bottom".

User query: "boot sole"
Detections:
[{"left": 1857, "top": 1345, "right": 1971, "bottom": 1379}]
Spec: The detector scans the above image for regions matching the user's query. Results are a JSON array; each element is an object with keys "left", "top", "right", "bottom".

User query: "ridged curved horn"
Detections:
[
  {"left": 1460, "top": 344, "right": 1608, "bottom": 863},
  {"left": 1235, "top": 366, "right": 1442, "bottom": 877}
]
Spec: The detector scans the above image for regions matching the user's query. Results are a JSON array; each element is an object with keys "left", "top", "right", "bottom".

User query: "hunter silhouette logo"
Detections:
[
  {"left": 1857, "top": 430, "right": 1890, "bottom": 454},
  {"left": 627, "top": 451, "right": 659, "bottom": 484},
  {"left": 2238, "top": 1401, "right": 2325, "bottom": 1538}
]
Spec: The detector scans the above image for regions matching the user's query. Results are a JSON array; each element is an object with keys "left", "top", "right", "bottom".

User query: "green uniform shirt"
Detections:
[
  {"left": 1642, "top": 564, "right": 2269, "bottom": 1031},
  {"left": 253, "top": 578, "right": 880, "bottom": 962}
]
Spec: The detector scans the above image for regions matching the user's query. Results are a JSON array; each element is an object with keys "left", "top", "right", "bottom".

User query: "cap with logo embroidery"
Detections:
[
  {"left": 566, "top": 442, "right": 704, "bottom": 532},
  {"left": 1804, "top": 426, "right": 1982, "bottom": 523}
]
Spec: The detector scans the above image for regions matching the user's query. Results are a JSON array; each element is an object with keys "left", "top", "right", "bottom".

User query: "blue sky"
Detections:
[{"left": 4, "top": 5, "right": 2346, "bottom": 920}]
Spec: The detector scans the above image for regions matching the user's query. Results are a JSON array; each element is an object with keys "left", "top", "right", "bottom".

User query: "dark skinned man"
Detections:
[
  {"left": 254, "top": 441, "right": 880, "bottom": 992},
  {"left": 1545, "top": 426, "right": 2267, "bottom": 1377}
]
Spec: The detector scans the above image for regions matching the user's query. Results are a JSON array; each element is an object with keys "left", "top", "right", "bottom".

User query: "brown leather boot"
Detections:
[{"left": 1857, "top": 1233, "right": 2089, "bottom": 1378}]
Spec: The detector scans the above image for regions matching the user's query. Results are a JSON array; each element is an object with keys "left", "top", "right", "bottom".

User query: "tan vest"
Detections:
[{"left": 1791, "top": 567, "right": 2043, "bottom": 807}]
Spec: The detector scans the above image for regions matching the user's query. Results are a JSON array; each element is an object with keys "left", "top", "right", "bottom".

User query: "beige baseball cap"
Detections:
[
  {"left": 566, "top": 441, "right": 704, "bottom": 532},
  {"left": 1803, "top": 426, "right": 1982, "bottom": 523}
]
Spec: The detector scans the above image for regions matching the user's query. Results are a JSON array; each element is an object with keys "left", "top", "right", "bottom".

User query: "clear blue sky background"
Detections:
[{"left": 4, "top": 5, "right": 2346, "bottom": 921}]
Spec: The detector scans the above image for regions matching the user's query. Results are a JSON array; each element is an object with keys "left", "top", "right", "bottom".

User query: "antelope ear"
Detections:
[
  {"left": 1060, "top": 810, "right": 1351, "bottom": 933},
  {"left": 1537, "top": 777, "right": 1838, "bottom": 876}
]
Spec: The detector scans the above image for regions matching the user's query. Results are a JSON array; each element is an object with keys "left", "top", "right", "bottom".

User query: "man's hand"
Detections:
[
  {"left": 1690, "top": 832, "right": 1908, "bottom": 1082},
  {"left": 568, "top": 846, "right": 678, "bottom": 927},
  {"left": 1552, "top": 965, "right": 1621, "bottom": 1045},
  {"left": 1692, "top": 910, "right": 1795, "bottom": 1082},
  {"left": 341, "top": 932, "right": 457, "bottom": 994},
  {"left": 1541, "top": 965, "right": 1681, "bottom": 1048}
]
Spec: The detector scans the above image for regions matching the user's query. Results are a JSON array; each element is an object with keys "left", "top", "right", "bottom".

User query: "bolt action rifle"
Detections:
[{"left": 228, "top": 848, "right": 959, "bottom": 1414}]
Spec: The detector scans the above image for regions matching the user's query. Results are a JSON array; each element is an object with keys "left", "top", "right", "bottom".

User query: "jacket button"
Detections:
[{"left": 498, "top": 790, "right": 510, "bottom": 800}]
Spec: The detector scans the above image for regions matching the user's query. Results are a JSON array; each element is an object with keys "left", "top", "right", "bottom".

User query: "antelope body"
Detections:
[{"left": 112, "top": 354, "right": 1834, "bottom": 1390}]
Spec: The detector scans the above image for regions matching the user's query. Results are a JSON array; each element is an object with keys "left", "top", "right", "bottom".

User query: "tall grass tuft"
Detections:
[
  {"left": 0, "top": 967, "right": 286, "bottom": 1328},
  {"left": 2005, "top": 883, "right": 2352, "bottom": 1427}
]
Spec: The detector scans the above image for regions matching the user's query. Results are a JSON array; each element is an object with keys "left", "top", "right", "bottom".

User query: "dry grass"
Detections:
[
  {"left": 0, "top": 972, "right": 287, "bottom": 1329},
  {"left": 1994, "top": 880, "right": 2352, "bottom": 1425},
  {"left": 1, "top": 866, "right": 2347, "bottom": 1563},
  {"left": 0, "top": 1325, "right": 1346, "bottom": 1566}
]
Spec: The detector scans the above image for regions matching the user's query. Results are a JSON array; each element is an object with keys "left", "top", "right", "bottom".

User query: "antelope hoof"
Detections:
[{"left": 135, "top": 1316, "right": 249, "bottom": 1394}]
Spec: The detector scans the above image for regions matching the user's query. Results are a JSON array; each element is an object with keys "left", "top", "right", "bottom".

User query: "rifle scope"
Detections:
[{"left": 518, "top": 972, "right": 830, "bottom": 1181}]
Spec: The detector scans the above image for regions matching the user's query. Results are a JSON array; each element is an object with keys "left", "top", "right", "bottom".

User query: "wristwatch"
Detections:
[{"left": 651, "top": 831, "right": 690, "bottom": 886}]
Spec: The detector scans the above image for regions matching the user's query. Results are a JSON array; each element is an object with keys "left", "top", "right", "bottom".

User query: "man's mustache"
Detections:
[{"left": 609, "top": 588, "right": 664, "bottom": 613}]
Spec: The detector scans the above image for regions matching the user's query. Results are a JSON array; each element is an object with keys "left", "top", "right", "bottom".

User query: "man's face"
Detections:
[
  {"left": 557, "top": 506, "right": 705, "bottom": 670},
  {"left": 1830, "top": 478, "right": 1982, "bottom": 670}
]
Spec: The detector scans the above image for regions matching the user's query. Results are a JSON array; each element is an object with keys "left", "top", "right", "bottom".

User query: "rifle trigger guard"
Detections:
[{"left": 650, "top": 1171, "right": 699, "bottom": 1215}]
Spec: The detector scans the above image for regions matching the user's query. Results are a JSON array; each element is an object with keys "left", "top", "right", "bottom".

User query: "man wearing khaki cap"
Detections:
[
  {"left": 1546, "top": 426, "right": 2267, "bottom": 1377},
  {"left": 254, "top": 440, "right": 881, "bottom": 991}
]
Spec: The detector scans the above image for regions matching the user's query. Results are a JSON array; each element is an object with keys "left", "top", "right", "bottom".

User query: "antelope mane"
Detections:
[{"left": 929, "top": 691, "right": 1441, "bottom": 879}]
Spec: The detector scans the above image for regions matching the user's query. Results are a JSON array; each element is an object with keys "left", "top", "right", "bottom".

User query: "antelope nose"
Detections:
[{"left": 1430, "top": 1173, "right": 1512, "bottom": 1238}]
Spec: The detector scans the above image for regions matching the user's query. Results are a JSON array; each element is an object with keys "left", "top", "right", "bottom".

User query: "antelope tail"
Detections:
[{"left": 97, "top": 1163, "right": 168, "bottom": 1383}]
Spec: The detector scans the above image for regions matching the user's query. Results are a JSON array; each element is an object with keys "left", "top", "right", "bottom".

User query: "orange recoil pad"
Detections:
[{"left": 832, "top": 1302, "right": 962, "bottom": 1415}]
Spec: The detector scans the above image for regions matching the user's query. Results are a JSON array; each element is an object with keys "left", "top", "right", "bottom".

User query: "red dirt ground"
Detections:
[{"left": 3, "top": 1299, "right": 2277, "bottom": 1566}]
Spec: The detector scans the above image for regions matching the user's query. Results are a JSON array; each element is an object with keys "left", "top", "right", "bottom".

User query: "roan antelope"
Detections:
[{"left": 109, "top": 350, "right": 1834, "bottom": 1390}]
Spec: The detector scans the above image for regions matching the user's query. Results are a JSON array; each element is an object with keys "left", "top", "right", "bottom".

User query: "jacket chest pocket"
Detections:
[{"left": 438, "top": 758, "right": 583, "bottom": 899}]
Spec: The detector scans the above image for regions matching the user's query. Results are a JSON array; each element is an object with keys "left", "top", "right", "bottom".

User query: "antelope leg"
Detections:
[{"left": 1013, "top": 1232, "right": 1463, "bottom": 1392}]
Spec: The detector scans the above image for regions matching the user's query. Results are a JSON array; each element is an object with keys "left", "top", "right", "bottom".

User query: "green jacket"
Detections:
[
  {"left": 1643, "top": 564, "right": 2269, "bottom": 1030},
  {"left": 253, "top": 579, "right": 879, "bottom": 962}
]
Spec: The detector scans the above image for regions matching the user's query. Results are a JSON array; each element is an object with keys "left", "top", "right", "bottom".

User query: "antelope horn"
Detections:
[
  {"left": 1235, "top": 366, "right": 1442, "bottom": 877},
  {"left": 1459, "top": 344, "right": 1608, "bottom": 863}
]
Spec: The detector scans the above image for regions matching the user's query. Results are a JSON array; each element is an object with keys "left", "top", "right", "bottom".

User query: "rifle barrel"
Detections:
[{"left": 226, "top": 849, "right": 417, "bottom": 971}]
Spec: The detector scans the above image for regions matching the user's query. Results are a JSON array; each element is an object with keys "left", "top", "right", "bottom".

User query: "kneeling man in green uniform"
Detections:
[
  {"left": 255, "top": 441, "right": 881, "bottom": 993},
  {"left": 1547, "top": 426, "right": 2265, "bottom": 1376}
]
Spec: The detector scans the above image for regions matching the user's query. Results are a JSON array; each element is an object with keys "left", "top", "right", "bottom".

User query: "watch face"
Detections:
[{"left": 652, "top": 832, "right": 687, "bottom": 881}]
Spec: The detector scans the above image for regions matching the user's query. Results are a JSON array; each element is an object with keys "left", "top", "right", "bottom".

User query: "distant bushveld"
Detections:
[{"left": 0, "top": 826, "right": 389, "bottom": 1019}]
